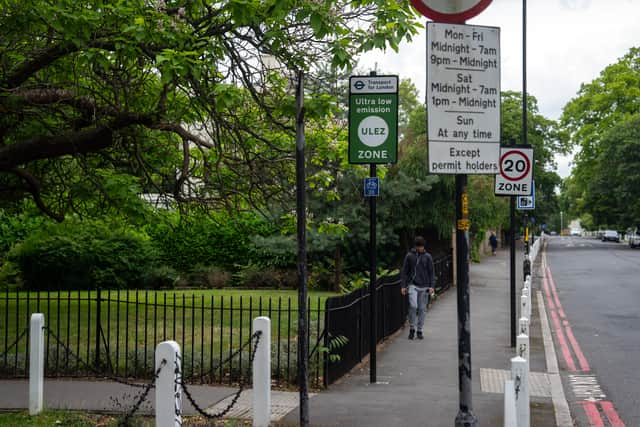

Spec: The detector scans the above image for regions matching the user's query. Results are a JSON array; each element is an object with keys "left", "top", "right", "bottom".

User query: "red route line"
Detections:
[
  {"left": 579, "top": 401, "right": 605, "bottom": 427},
  {"left": 546, "top": 255, "right": 627, "bottom": 426},
  {"left": 549, "top": 308, "right": 577, "bottom": 372},
  {"left": 546, "top": 265, "right": 590, "bottom": 372},
  {"left": 563, "top": 321, "right": 590, "bottom": 372},
  {"left": 542, "top": 270, "right": 556, "bottom": 310},
  {"left": 600, "top": 401, "right": 626, "bottom": 427},
  {"left": 546, "top": 267, "right": 567, "bottom": 319}
]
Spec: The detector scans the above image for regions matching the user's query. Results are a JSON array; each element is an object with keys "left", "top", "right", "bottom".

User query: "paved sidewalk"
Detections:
[
  {"left": 0, "top": 248, "right": 558, "bottom": 426},
  {"left": 278, "top": 247, "right": 556, "bottom": 426}
]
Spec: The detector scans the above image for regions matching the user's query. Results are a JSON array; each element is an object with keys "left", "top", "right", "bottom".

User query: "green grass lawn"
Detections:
[
  {"left": 1, "top": 289, "right": 336, "bottom": 386},
  {"left": 0, "top": 410, "right": 250, "bottom": 426}
]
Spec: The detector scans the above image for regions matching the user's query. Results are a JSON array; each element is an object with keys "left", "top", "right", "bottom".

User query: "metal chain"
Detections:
[
  {"left": 178, "top": 331, "right": 261, "bottom": 420},
  {"left": 44, "top": 327, "right": 148, "bottom": 389},
  {"left": 118, "top": 359, "right": 166, "bottom": 427},
  {"left": 0, "top": 328, "right": 28, "bottom": 361},
  {"left": 183, "top": 329, "right": 259, "bottom": 383}
]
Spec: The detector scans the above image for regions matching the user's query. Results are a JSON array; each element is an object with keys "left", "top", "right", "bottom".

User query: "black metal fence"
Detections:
[
  {"left": 1, "top": 290, "right": 326, "bottom": 388},
  {"left": 323, "top": 252, "right": 453, "bottom": 386},
  {"left": 1, "top": 252, "right": 452, "bottom": 389}
]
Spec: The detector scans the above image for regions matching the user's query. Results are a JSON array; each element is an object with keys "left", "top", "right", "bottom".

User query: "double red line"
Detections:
[{"left": 542, "top": 257, "right": 625, "bottom": 426}]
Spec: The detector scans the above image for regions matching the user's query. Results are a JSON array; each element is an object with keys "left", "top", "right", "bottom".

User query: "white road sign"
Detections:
[
  {"left": 427, "top": 22, "right": 500, "bottom": 174},
  {"left": 495, "top": 147, "right": 534, "bottom": 196}
]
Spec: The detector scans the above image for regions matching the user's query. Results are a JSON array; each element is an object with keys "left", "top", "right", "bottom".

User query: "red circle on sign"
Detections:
[
  {"left": 410, "top": 0, "right": 493, "bottom": 23},
  {"left": 500, "top": 150, "right": 531, "bottom": 182}
]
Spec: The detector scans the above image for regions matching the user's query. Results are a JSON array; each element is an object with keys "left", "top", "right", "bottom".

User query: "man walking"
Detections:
[{"left": 401, "top": 236, "right": 435, "bottom": 340}]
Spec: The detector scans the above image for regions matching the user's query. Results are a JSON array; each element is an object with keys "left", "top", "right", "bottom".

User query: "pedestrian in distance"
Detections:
[
  {"left": 489, "top": 232, "right": 498, "bottom": 256},
  {"left": 400, "top": 236, "right": 435, "bottom": 340}
]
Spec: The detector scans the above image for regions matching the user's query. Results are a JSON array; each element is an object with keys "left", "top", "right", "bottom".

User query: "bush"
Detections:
[
  {"left": 8, "top": 219, "right": 160, "bottom": 290},
  {"left": 233, "top": 262, "right": 296, "bottom": 289},
  {"left": 187, "top": 264, "right": 231, "bottom": 289},
  {"left": 146, "top": 211, "right": 274, "bottom": 273},
  {"left": 141, "top": 265, "right": 178, "bottom": 289}
]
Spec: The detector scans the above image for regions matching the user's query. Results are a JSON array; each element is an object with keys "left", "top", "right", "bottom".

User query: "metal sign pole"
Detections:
[
  {"left": 369, "top": 162, "right": 377, "bottom": 384},
  {"left": 510, "top": 197, "right": 516, "bottom": 348},
  {"left": 455, "top": 175, "right": 477, "bottom": 427},
  {"left": 295, "top": 70, "right": 309, "bottom": 427}
]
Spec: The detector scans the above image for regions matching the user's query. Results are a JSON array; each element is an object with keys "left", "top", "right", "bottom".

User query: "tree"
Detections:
[
  {"left": 0, "top": 0, "right": 421, "bottom": 220},
  {"left": 500, "top": 91, "right": 565, "bottom": 229},
  {"left": 581, "top": 115, "right": 640, "bottom": 229},
  {"left": 559, "top": 47, "right": 640, "bottom": 225}
]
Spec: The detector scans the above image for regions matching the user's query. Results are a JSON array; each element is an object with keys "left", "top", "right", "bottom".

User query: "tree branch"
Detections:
[{"left": 8, "top": 168, "right": 64, "bottom": 222}]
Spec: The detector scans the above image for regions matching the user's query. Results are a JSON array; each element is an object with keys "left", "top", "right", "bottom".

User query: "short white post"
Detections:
[
  {"left": 519, "top": 317, "right": 529, "bottom": 337},
  {"left": 517, "top": 333, "right": 530, "bottom": 362},
  {"left": 253, "top": 316, "right": 271, "bottom": 427},
  {"left": 155, "top": 341, "right": 182, "bottom": 427},
  {"left": 29, "top": 313, "right": 45, "bottom": 415},
  {"left": 511, "top": 356, "right": 530, "bottom": 427},
  {"left": 504, "top": 379, "right": 518, "bottom": 427},
  {"left": 520, "top": 294, "right": 528, "bottom": 320},
  {"left": 522, "top": 287, "right": 531, "bottom": 319}
]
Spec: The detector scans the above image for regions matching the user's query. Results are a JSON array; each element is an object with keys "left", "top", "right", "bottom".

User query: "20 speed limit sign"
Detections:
[{"left": 494, "top": 147, "right": 533, "bottom": 196}]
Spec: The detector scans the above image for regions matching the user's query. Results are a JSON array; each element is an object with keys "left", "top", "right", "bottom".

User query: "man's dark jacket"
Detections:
[{"left": 401, "top": 248, "right": 436, "bottom": 289}]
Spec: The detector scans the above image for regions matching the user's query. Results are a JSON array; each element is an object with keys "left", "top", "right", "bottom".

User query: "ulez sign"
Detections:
[
  {"left": 348, "top": 76, "right": 398, "bottom": 164},
  {"left": 427, "top": 22, "right": 500, "bottom": 174}
]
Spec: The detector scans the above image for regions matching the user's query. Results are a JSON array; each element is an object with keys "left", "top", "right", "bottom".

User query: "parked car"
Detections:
[
  {"left": 629, "top": 228, "right": 640, "bottom": 248},
  {"left": 601, "top": 230, "right": 620, "bottom": 242}
]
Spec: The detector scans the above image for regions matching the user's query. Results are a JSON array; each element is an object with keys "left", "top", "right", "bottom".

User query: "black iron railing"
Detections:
[{"left": 1, "top": 252, "right": 453, "bottom": 388}]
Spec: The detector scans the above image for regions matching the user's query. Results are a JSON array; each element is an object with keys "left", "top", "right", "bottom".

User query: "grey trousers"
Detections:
[{"left": 408, "top": 285, "right": 429, "bottom": 332}]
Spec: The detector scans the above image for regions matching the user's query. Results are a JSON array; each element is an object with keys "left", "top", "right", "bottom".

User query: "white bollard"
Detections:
[
  {"left": 155, "top": 341, "right": 182, "bottom": 427},
  {"left": 253, "top": 316, "right": 271, "bottom": 427},
  {"left": 519, "top": 317, "right": 529, "bottom": 337},
  {"left": 517, "top": 333, "right": 530, "bottom": 362},
  {"left": 504, "top": 379, "right": 518, "bottom": 427},
  {"left": 521, "top": 294, "right": 528, "bottom": 321},
  {"left": 29, "top": 313, "right": 45, "bottom": 415},
  {"left": 511, "top": 356, "right": 530, "bottom": 427}
]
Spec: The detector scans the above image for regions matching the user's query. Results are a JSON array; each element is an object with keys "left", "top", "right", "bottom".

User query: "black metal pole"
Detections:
[
  {"left": 369, "top": 163, "right": 377, "bottom": 384},
  {"left": 455, "top": 174, "right": 477, "bottom": 427},
  {"left": 522, "top": 0, "right": 528, "bottom": 150},
  {"left": 295, "top": 70, "right": 309, "bottom": 427},
  {"left": 95, "top": 287, "right": 101, "bottom": 371},
  {"left": 510, "top": 197, "right": 516, "bottom": 348},
  {"left": 368, "top": 69, "right": 378, "bottom": 384}
]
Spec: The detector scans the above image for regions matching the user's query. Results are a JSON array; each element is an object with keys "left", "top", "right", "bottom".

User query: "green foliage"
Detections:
[
  {"left": 0, "top": 210, "right": 51, "bottom": 259},
  {"left": 560, "top": 47, "right": 640, "bottom": 228},
  {"left": 184, "top": 264, "right": 231, "bottom": 289},
  {"left": 141, "top": 265, "right": 179, "bottom": 290},
  {"left": 147, "top": 210, "right": 274, "bottom": 273},
  {"left": 580, "top": 115, "right": 640, "bottom": 228},
  {"left": 6, "top": 219, "right": 159, "bottom": 290},
  {"left": 1, "top": 0, "right": 421, "bottom": 221},
  {"left": 232, "top": 262, "right": 297, "bottom": 289},
  {"left": 251, "top": 234, "right": 297, "bottom": 269},
  {"left": 320, "top": 334, "right": 349, "bottom": 364}
]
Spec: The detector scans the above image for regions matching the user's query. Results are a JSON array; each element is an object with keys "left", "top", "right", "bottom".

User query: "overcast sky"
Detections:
[{"left": 358, "top": 0, "right": 640, "bottom": 177}]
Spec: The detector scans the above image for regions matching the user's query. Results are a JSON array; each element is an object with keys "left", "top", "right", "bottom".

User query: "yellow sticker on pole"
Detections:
[
  {"left": 462, "top": 193, "right": 469, "bottom": 216},
  {"left": 457, "top": 219, "right": 471, "bottom": 231}
]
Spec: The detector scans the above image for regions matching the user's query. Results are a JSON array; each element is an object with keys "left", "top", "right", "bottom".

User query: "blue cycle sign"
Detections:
[{"left": 348, "top": 76, "right": 398, "bottom": 164}]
